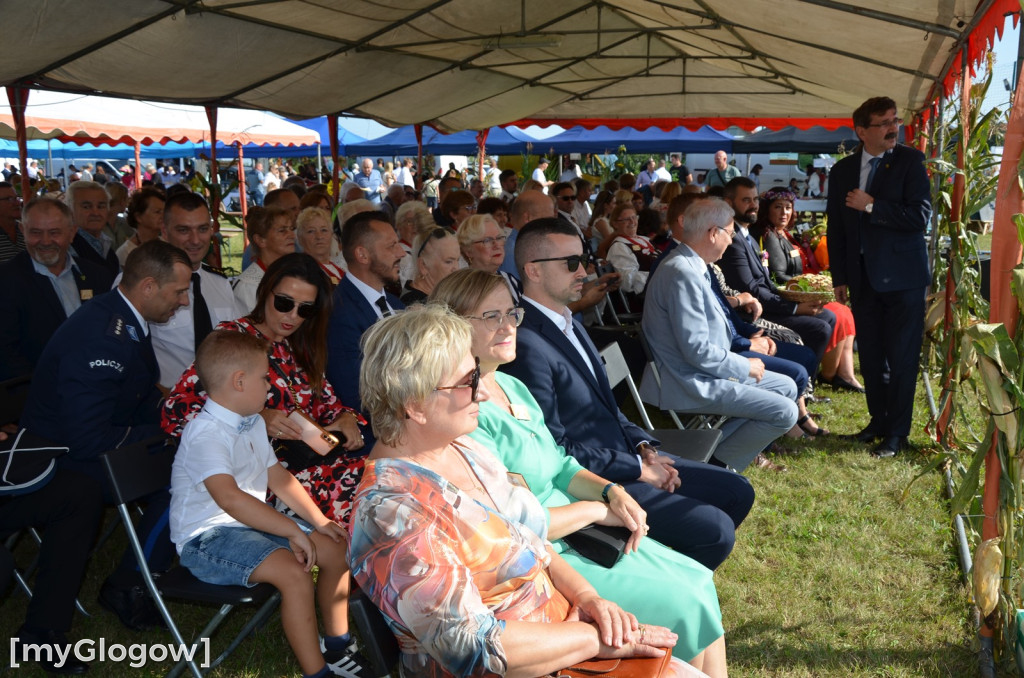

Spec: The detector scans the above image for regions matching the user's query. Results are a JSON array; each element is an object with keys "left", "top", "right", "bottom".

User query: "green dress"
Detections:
[{"left": 469, "top": 371, "right": 724, "bottom": 661}]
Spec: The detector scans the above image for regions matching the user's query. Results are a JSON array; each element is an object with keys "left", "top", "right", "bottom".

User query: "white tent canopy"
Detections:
[
  {"left": 0, "top": 90, "right": 319, "bottom": 146},
  {"left": 0, "top": 0, "right": 1007, "bottom": 132}
]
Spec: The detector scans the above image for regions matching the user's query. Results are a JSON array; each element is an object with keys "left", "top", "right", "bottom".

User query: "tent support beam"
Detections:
[
  {"left": 792, "top": 0, "right": 960, "bottom": 37},
  {"left": 328, "top": 115, "right": 340, "bottom": 201}
]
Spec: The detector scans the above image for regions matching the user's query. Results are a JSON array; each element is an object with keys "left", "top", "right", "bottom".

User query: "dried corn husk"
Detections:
[
  {"left": 974, "top": 537, "right": 1003, "bottom": 617},
  {"left": 924, "top": 290, "right": 946, "bottom": 335}
]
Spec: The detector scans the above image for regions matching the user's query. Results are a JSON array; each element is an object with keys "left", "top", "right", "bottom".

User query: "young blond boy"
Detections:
[{"left": 169, "top": 331, "right": 367, "bottom": 677}]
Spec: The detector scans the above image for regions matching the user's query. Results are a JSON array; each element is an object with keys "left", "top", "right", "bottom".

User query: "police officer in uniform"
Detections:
[
  {"left": 0, "top": 197, "right": 112, "bottom": 379},
  {"left": 152, "top": 191, "right": 240, "bottom": 388},
  {"left": 20, "top": 239, "right": 192, "bottom": 631}
]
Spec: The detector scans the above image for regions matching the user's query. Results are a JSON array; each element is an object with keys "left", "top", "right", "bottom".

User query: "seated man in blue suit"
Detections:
[
  {"left": 326, "top": 211, "right": 406, "bottom": 447},
  {"left": 640, "top": 197, "right": 800, "bottom": 473},
  {"left": 0, "top": 197, "right": 112, "bottom": 379},
  {"left": 503, "top": 217, "right": 754, "bottom": 571}
]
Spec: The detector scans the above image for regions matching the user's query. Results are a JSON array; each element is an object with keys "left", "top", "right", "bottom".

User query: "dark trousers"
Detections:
[
  {"left": 740, "top": 343, "right": 815, "bottom": 396},
  {"left": 851, "top": 271, "right": 925, "bottom": 438},
  {"left": 0, "top": 470, "right": 104, "bottom": 633},
  {"left": 62, "top": 457, "right": 174, "bottom": 578},
  {"left": 622, "top": 455, "right": 755, "bottom": 570},
  {"left": 764, "top": 307, "right": 836, "bottom": 367}
]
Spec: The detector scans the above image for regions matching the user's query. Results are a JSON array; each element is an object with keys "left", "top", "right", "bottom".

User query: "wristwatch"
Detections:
[
  {"left": 864, "top": 201, "right": 874, "bottom": 214},
  {"left": 601, "top": 482, "right": 622, "bottom": 503}
]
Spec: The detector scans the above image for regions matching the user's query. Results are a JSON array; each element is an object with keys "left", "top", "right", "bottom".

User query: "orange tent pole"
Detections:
[
  {"left": 205, "top": 106, "right": 222, "bottom": 268},
  {"left": 415, "top": 124, "right": 424, "bottom": 191},
  {"left": 237, "top": 143, "right": 247, "bottom": 220},
  {"left": 133, "top": 141, "right": 142, "bottom": 191},
  {"left": 5, "top": 86, "right": 30, "bottom": 199},
  {"left": 328, "top": 115, "right": 340, "bottom": 200}
]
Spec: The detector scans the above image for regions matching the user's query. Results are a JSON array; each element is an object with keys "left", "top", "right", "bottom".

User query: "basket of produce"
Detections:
[{"left": 778, "top": 273, "right": 835, "bottom": 303}]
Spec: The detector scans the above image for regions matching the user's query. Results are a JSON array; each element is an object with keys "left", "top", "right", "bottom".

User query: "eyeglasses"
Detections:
[
  {"left": 615, "top": 214, "right": 639, "bottom": 223},
  {"left": 556, "top": 194, "right": 575, "bottom": 202},
  {"left": 0, "top": 196, "right": 21, "bottom": 203},
  {"left": 529, "top": 254, "right": 591, "bottom": 272},
  {"left": 272, "top": 293, "right": 318, "bottom": 319},
  {"left": 467, "top": 307, "right": 524, "bottom": 331},
  {"left": 416, "top": 227, "right": 454, "bottom": 258},
  {"left": 715, "top": 225, "right": 736, "bottom": 239},
  {"left": 434, "top": 356, "right": 480, "bottom": 402},
  {"left": 471, "top": 234, "right": 507, "bottom": 247},
  {"left": 866, "top": 117, "right": 903, "bottom": 129},
  {"left": 458, "top": 203, "right": 478, "bottom": 213}
]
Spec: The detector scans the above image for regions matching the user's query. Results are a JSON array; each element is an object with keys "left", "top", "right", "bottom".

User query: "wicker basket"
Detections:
[{"left": 778, "top": 288, "right": 834, "bottom": 304}]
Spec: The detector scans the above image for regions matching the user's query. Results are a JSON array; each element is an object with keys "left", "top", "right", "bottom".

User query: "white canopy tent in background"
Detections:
[{"left": 0, "top": 0, "right": 1009, "bottom": 132}]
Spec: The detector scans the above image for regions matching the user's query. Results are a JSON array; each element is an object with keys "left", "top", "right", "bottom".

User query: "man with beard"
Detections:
[
  {"left": 827, "top": 96, "right": 931, "bottom": 458},
  {"left": 718, "top": 177, "right": 835, "bottom": 371},
  {"left": 0, "top": 198, "right": 111, "bottom": 379},
  {"left": 327, "top": 211, "right": 406, "bottom": 447}
]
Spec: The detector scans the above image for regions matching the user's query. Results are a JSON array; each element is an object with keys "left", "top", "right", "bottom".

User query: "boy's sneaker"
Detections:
[{"left": 320, "top": 637, "right": 373, "bottom": 677}]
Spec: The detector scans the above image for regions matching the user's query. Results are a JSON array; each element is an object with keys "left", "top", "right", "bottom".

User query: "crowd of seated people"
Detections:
[{"left": 2, "top": 156, "right": 870, "bottom": 677}]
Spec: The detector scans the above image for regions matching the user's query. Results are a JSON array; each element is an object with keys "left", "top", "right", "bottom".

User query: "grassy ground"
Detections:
[{"left": 2, "top": 363, "right": 992, "bottom": 676}]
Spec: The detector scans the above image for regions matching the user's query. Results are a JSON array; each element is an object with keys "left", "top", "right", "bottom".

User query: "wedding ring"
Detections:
[{"left": 638, "top": 624, "right": 646, "bottom": 643}]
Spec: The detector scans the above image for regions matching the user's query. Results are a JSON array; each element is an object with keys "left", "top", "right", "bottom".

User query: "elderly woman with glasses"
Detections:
[
  {"left": 349, "top": 304, "right": 693, "bottom": 678},
  {"left": 400, "top": 226, "right": 461, "bottom": 305},
  {"left": 458, "top": 213, "right": 523, "bottom": 304},
  {"left": 429, "top": 269, "right": 728, "bottom": 676},
  {"left": 606, "top": 203, "right": 658, "bottom": 295},
  {"left": 439, "top": 189, "right": 476, "bottom": 230}
]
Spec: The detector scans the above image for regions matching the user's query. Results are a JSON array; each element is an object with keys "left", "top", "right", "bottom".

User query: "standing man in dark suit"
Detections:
[
  {"left": 20, "top": 240, "right": 192, "bottom": 630},
  {"left": 326, "top": 211, "right": 406, "bottom": 447},
  {"left": 0, "top": 197, "right": 112, "bottom": 379},
  {"left": 827, "top": 96, "right": 931, "bottom": 458},
  {"left": 503, "top": 218, "right": 754, "bottom": 571},
  {"left": 67, "top": 180, "right": 120, "bottom": 279}
]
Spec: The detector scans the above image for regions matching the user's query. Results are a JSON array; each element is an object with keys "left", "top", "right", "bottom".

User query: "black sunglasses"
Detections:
[
  {"left": 434, "top": 356, "right": 481, "bottom": 402},
  {"left": 273, "top": 293, "right": 317, "bottom": 319},
  {"left": 416, "top": 226, "right": 455, "bottom": 258},
  {"left": 529, "top": 254, "right": 591, "bottom": 272}
]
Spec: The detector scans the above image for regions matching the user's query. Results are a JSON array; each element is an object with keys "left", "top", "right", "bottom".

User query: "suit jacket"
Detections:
[
  {"left": 72, "top": 231, "right": 120, "bottom": 280},
  {"left": 501, "top": 300, "right": 653, "bottom": 483},
  {"left": 718, "top": 228, "right": 797, "bottom": 316},
  {"left": 826, "top": 144, "right": 931, "bottom": 294},
  {"left": 640, "top": 245, "right": 753, "bottom": 412},
  {"left": 0, "top": 251, "right": 113, "bottom": 379},
  {"left": 20, "top": 289, "right": 163, "bottom": 462},
  {"left": 326, "top": 274, "right": 405, "bottom": 420}
]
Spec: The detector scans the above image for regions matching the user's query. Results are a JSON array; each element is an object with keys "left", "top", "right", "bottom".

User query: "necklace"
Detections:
[{"left": 453, "top": 447, "right": 486, "bottom": 493}]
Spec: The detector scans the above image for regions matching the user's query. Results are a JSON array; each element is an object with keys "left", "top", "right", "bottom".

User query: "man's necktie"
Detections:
[
  {"left": 192, "top": 272, "right": 213, "bottom": 348},
  {"left": 375, "top": 295, "right": 391, "bottom": 318},
  {"left": 866, "top": 156, "right": 882, "bottom": 191}
]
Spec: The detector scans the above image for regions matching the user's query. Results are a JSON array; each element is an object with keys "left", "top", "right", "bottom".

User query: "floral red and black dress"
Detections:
[{"left": 161, "top": 317, "right": 366, "bottom": 525}]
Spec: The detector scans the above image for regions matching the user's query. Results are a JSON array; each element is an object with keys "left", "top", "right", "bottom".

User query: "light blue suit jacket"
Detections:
[{"left": 640, "top": 244, "right": 754, "bottom": 412}]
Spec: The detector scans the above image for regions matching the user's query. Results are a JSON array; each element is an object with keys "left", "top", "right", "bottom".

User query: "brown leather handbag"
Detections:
[{"left": 554, "top": 652, "right": 672, "bottom": 677}]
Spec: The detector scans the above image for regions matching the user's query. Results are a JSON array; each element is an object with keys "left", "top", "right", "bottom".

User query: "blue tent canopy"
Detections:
[
  {"left": 537, "top": 125, "right": 733, "bottom": 154},
  {"left": 731, "top": 126, "right": 862, "bottom": 154},
  {"left": 0, "top": 138, "right": 334, "bottom": 161},
  {"left": 282, "top": 116, "right": 366, "bottom": 155},
  {"left": 347, "top": 125, "right": 537, "bottom": 156}
]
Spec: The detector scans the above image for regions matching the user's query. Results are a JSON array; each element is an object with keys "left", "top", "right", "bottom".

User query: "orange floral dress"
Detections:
[{"left": 347, "top": 437, "right": 571, "bottom": 677}]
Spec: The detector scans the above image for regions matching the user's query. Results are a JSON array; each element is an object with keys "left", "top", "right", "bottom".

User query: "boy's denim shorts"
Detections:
[{"left": 179, "top": 518, "right": 314, "bottom": 588}]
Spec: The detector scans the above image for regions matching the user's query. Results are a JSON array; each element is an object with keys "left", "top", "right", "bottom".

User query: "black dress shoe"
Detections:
[
  {"left": 841, "top": 427, "right": 883, "bottom": 444},
  {"left": 872, "top": 436, "right": 909, "bottom": 458},
  {"left": 829, "top": 375, "right": 866, "bottom": 393},
  {"left": 99, "top": 579, "right": 164, "bottom": 631},
  {"left": 14, "top": 627, "right": 89, "bottom": 674}
]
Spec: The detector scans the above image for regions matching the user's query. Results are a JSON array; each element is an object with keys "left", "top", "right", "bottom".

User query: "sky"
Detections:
[{"left": 982, "top": 15, "right": 1019, "bottom": 112}]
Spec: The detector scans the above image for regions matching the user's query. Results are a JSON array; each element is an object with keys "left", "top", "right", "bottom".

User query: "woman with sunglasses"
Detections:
[
  {"left": 606, "top": 203, "right": 658, "bottom": 296},
  {"left": 233, "top": 205, "right": 296, "bottom": 314},
  {"left": 400, "top": 226, "right": 461, "bottom": 305},
  {"left": 163, "top": 253, "right": 366, "bottom": 523},
  {"left": 350, "top": 303, "right": 692, "bottom": 678},
  {"left": 429, "top": 269, "right": 727, "bottom": 676}
]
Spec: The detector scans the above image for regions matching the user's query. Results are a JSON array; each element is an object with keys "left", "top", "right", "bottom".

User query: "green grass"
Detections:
[{"left": 2, "top": 359, "right": 993, "bottom": 676}]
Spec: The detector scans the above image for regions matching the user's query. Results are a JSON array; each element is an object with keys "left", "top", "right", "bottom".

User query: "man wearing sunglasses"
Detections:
[
  {"left": 152, "top": 191, "right": 240, "bottom": 389},
  {"left": 503, "top": 218, "right": 754, "bottom": 571},
  {"left": 827, "top": 96, "right": 931, "bottom": 458}
]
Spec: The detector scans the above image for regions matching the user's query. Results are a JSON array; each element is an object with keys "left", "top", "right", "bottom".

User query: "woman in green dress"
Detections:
[{"left": 429, "top": 269, "right": 727, "bottom": 676}]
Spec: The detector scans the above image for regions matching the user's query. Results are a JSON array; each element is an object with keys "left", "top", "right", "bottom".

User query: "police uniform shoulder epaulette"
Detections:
[
  {"left": 105, "top": 313, "right": 129, "bottom": 341},
  {"left": 201, "top": 262, "right": 229, "bottom": 278}
]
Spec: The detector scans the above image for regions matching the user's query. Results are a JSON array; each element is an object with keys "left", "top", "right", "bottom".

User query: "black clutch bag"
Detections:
[{"left": 561, "top": 524, "right": 631, "bottom": 569}]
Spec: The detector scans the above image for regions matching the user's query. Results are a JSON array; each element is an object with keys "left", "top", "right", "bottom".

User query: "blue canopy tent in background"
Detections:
[
  {"left": 538, "top": 125, "right": 733, "bottom": 154},
  {"left": 347, "top": 125, "right": 537, "bottom": 156},
  {"left": 0, "top": 137, "right": 358, "bottom": 162}
]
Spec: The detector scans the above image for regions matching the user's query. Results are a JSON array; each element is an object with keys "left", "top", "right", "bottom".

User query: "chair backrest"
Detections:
[
  {"left": 99, "top": 436, "right": 176, "bottom": 506},
  {"left": 599, "top": 342, "right": 655, "bottom": 431}
]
